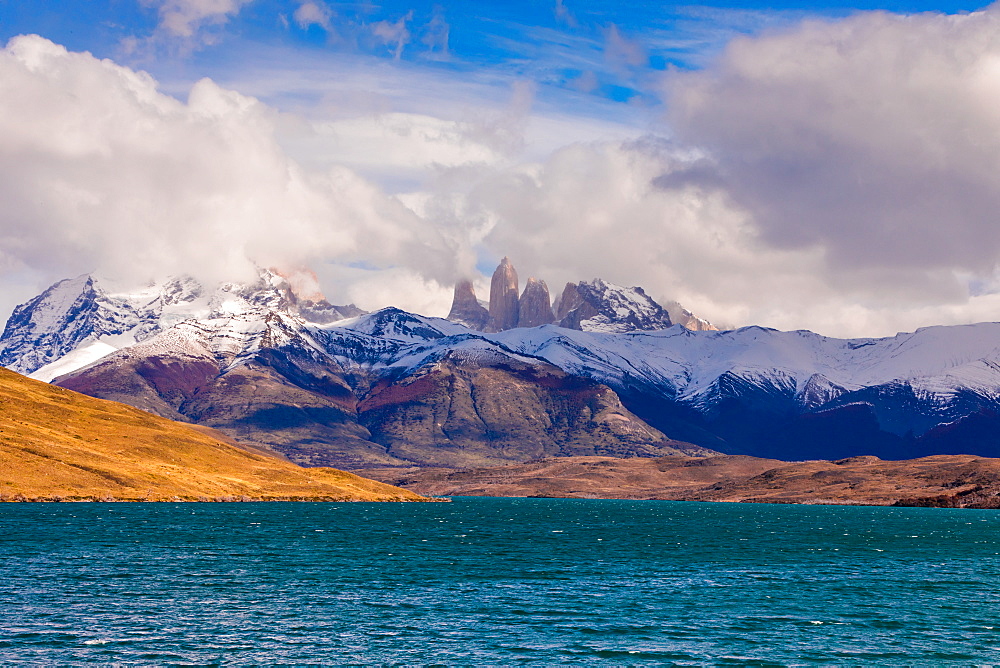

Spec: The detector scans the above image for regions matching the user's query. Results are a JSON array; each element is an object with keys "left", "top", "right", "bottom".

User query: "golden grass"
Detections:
[{"left": 0, "top": 367, "right": 429, "bottom": 502}]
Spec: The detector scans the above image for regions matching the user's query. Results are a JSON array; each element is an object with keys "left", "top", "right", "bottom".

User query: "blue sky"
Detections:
[{"left": 1, "top": 0, "right": 1000, "bottom": 337}]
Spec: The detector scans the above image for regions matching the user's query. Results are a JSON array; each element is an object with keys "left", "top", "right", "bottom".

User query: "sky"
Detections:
[{"left": 0, "top": 0, "right": 998, "bottom": 337}]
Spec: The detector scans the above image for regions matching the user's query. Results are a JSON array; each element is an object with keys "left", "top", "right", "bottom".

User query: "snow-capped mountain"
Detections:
[
  {"left": 1, "top": 270, "right": 703, "bottom": 468},
  {"left": 0, "top": 270, "right": 364, "bottom": 382},
  {"left": 6, "top": 269, "right": 1000, "bottom": 466},
  {"left": 445, "top": 258, "right": 711, "bottom": 335},
  {"left": 555, "top": 279, "right": 676, "bottom": 333}
]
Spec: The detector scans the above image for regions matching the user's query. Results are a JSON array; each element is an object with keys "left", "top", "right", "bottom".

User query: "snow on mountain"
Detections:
[
  {"left": 490, "top": 322, "right": 1000, "bottom": 414},
  {"left": 557, "top": 279, "right": 675, "bottom": 333},
  {"left": 9, "top": 270, "right": 1000, "bottom": 419},
  {"left": 0, "top": 268, "right": 368, "bottom": 382},
  {"left": 315, "top": 308, "right": 1000, "bottom": 422},
  {"left": 11, "top": 269, "right": 1000, "bottom": 459},
  {"left": 0, "top": 275, "right": 150, "bottom": 376},
  {"left": 332, "top": 307, "right": 469, "bottom": 343}
]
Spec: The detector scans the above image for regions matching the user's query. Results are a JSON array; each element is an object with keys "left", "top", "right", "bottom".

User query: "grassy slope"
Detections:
[
  {"left": 358, "top": 453, "right": 1000, "bottom": 507},
  {"left": 0, "top": 367, "right": 427, "bottom": 502}
]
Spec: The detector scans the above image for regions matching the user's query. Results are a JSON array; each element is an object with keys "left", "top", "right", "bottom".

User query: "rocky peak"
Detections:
[
  {"left": 518, "top": 277, "right": 556, "bottom": 328},
  {"left": 0, "top": 267, "right": 367, "bottom": 379},
  {"left": 0, "top": 275, "right": 144, "bottom": 375},
  {"left": 664, "top": 300, "right": 719, "bottom": 332},
  {"left": 486, "top": 257, "right": 519, "bottom": 332},
  {"left": 213, "top": 268, "right": 364, "bottom": 325},
  {"left": 159, "top": 276, "right": 203, "bottom": 306},
  {"left": 446, "top": 280, "right": 490, "bottom": 330},
  {"left": 557, "top": 279, "right": 674, "bottom": 333},
  {"left": 556, "top": 282, "right": 598, "bottom": 330}
]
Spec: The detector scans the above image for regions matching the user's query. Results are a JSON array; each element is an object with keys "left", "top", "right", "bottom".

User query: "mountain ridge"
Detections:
[{"left": 7, "top": 265, "right": 1000, "bottom": 468}]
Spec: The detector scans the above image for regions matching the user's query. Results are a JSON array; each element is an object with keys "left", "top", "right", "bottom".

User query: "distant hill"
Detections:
[
  {"left": 358, "top": 454, "right": 1000, "bottom": 508},
  {"left": 0, "top": 367, "right": 425, "bottom": 502}
]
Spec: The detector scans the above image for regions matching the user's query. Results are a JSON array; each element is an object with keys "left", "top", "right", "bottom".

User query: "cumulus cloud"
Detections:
[
  {"left": 434, "top": 139, "right": 801, "bottom": 329},
  {"left": 666, "top": 5, "right": 1000, "bottom": 305},
  {"left": 462, "top": 80, "right": 537, "bottom": 156},
  {"left": 429, "top": 135, "right": 1000, "bottom": 338},
  {"left": 0, "top": 34, "right": 457, "bottom": 309},
  {"left": 13, "top": 7, "right": 1000, "bottom": 339}
]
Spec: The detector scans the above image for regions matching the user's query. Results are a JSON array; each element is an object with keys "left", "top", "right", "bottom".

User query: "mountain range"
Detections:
[{"left": 4, "top": 259, "right": 1000, "bottom": 469}]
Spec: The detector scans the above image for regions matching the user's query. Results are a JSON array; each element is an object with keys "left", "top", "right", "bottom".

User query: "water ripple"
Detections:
[{"left": 2, "top": 499, "right": 1000, "bottom": 663}]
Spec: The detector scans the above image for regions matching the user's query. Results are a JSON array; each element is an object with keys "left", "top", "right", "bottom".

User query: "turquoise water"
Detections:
[{"left": 2, "top": 498, "right": 1000, "bottom": 664}]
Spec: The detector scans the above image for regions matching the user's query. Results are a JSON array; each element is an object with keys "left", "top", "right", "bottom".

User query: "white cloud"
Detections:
[
  {"left": 554, "top": 0, "right": 578, "bottom": 28},
  {"left": 293, "top": 1, "right": 334, "bottom": 32},
  {"left": 0, "top": 35, "right": 456, "bottom": 308},
  {"left": 294, "top": 112, "right": 501, "bottom": 188},
  {"left": 372, "top": 11, "right": 413, "bottom": 60},
  {"left": 604, "top": 24, "right": 647, "bottom": 69},
  {"left": 317, "top": 263, "right": 453, "bottom": 316},
  {"left": 12, "top": 11, "right": 1000, "bottom": 339},
  {"left": 666, "top": 5, "right": 1000, "bottom": 308},
  {"left": 420, "top": 6, "right": 450, "bottom": 58},
  {"left": 142, "top": 0, "right": 253, "bottom": 42}
]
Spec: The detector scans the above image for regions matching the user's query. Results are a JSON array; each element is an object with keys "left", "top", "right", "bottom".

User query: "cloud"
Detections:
[
  {"left": 413, "top": 130, "right": 1000, "bottom": 338},
  {"left": 554, "top": 0, "right": 578, "bottom": 28},
  {"left": 432, "top": 138, "right": 801, "bottom": 328},
  {"left": 461, "top": 80, "right": 537, "bottom": 156},
  {"left": 293, "top": 1, "right": 334, "bottom": 32},
  {"left": 296, "top": 112, "right": 501, "bottom": 190},
  {"left": 12, "top": 12, "right": 1000, "bottom": 339},
  {"left": 568, "top": 70, "right": 599, "bottom": 93},
  {"left": 420, "top": 6, "right": 450, "bottom": 58},
  {"left": 0, "top": 34, "right": 459, "bottom": 307},
  {"left": 604, "top": 24, "right": 647, "bottom": 69},
  {"left": 372, "top": 11, "right": 413, "bottom": 60},
  {"left": 666, "top": 5, "right": 1000, "bottom": 303},
  {"left": 141, "top": 0, "right": 253, "bottom": 42}
]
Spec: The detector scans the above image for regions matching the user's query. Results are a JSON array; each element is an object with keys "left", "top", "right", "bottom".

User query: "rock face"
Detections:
[
  {"left": 665, "top": 301, "right": 719, "bottom": 331},
  {"left": 357, "top": 354, "right": 702, "bottom": 468},
  {"left": 0, "top": 275, "right": 146, "bottom": 375},
  {"left": 557, "top": 279, "right": 674, "bottom": 333},
  {"left": 517, "top": 278, "right": 555, "bottom": 328},
  {"left": 555, "top": 282, "right": 597, "bottom": 329},
  {"left": 446, "top": 280, "right": 490, "bottom": 330},
  {"left": 475, "top": 259, "right": 681, "bottom": 333},
  {"left": 486, "top": 257, "right": 519, "bottom": 332}
]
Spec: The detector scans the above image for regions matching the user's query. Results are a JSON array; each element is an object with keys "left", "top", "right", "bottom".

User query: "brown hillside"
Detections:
[
  {"left": 357, "top": 453, "right": 1000, "bottom": 507},
  {"left": 0, "top": 367, "right": 427, "bottom": 502}
]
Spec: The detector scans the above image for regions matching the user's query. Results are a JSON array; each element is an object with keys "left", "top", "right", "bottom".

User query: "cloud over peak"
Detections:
[{"left": 0, "top": 34, "right": 453, "bottom": 302}]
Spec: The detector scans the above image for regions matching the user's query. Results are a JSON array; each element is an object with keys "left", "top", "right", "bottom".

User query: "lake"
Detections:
[{"left": 2, "top": 497, "right": 999, "bottom": 664}]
